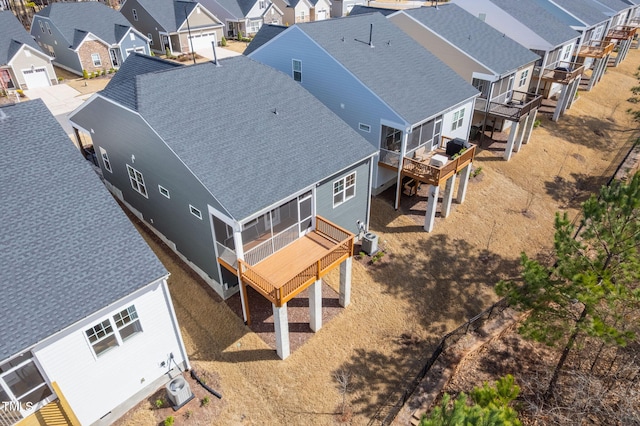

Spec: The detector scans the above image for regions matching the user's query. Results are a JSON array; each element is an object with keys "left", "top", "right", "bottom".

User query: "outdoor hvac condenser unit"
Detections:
[
  {"left": 166, "top": 376, "right": 194, "bottom": 409},
  {"left": 362, "top": 232, "right": 379, "bottom": 255}
]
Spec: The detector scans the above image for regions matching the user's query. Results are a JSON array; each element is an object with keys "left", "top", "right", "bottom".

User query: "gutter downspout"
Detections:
[{"left": 393, "top": 130, "right": 409, "bottom": 210}]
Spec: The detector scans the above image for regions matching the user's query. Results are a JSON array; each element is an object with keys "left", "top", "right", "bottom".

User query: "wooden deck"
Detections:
[
  {"left": 232, "top": 217, "right": 354, "bottom": 307},
  {"left": 577, "top": 40, "right": 614, "bottom": 59},
  {"left": 537, "top": 63, "right": 585, "bottom": 84}
]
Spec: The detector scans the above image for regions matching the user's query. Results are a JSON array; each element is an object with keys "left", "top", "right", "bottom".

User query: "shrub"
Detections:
[
  {"left": 221, "top": 36, "right": 227, "bottom": 47},
  {"left": 155, "top": 398, "right": 164, "bottom": 409},
  {"left": 472, "top": 166, "right": 483, "bottom": 178},
  {"left": 164, "top": 416, "right": 175, "bottom": 426},
  {"left": 533, "top": 119, "right": 542, "bottom": 128},
  {"left": 237, "top": 30, "right": 243, "bottom": 41},
  {"left": 16, "top": 89, "right": 25, "bottom": 97},
  {"left": 201, "top": 396, "right": 210, "bottom": 407},
  {"left": 82, "top": 69, "right": 89, "bottom": 79},
  {"left": 165, "top": 47, "right": 171, "bottom": 57},
  {"left": 57, "top": 77, "right": 63, "bottom": 82}
]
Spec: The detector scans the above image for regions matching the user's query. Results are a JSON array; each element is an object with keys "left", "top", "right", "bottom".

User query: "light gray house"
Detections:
[
  {"left": 247, "top": 13, "right": 480, "bottom": 232},
  {"left": 592, "top": 0, "right": 638, "bottom": 65},
  {"left": 31, "top": 2, "right": 150, "bottom": 76},
  {"left": 199, "top": 0, "right": 284, "bottom": 38},
  {"left": 0, "top": 11, "right": 57, "bottom": 90},
  {"left": 0, "top": 99, "right": 189, "bottom": 426},
  {"left": 120, "top": 0, "right": 225, "bottom": 55},
  {"left": 69, "top": 53, "right": 377, "bottom": 359},
  {"left": 368, "top": 4, "right": 542, "bottom": 161},
  {"left": 454, "top": 0, "right": 583, "bottom": 122}
]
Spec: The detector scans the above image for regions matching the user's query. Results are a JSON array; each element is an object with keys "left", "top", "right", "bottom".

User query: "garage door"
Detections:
[
  {"left": 188, "top": 32, "right": 217, "bottom": 51},
  {"left": 22, "top": 67, "right": 50, "bottom": 89}
]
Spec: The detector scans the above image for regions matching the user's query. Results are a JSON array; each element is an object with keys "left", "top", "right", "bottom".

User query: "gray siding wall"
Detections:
[
  {"left": 32, "top": 16, "right": 82, "bottom": 74},
  {"left": 71, "top": 97, "right": 227, "bottom": 286},
  {"left": 315, "top": 159, "right": 371, "bottom": 235},
  {"left": 121, "top": 0, "right": 165, "bottom": 52},
  {"left": 249, "top": 27, "right": 405, "bottom": 190},
  {"left": 390, "top": 14, "right": 492, "bottom": 83},
  {"left": 119, "top": 30, "right": 151, "bottom": 60}
]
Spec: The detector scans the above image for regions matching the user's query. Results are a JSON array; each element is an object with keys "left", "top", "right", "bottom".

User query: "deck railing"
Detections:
[
  {"left": 244, "top": 223, "right": 298, "bottom": 266},
  {"left": 238, "top": 216, "right": 353, "bottom": 306},
  {"left": 401, "top": 144, "right": 476, "bottom": 186},
  {"left": 535, "top": 62, "right": 585, "bottom": 83},
  {"left": 577, "top": 40, "right": 615, "bottom": 58},
  {"left": 0, "top": 410, "right": 22, "bottom": 426},
  {"left": 476, "top": 91, "right": 542, "bottom": 121},
  {"left": 606, "top": 26, "right": 637, "bottom": 41}
]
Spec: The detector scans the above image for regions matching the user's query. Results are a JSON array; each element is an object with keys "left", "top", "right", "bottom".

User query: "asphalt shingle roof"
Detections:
[
  {"left": 296, "top": 13, "right": 479, "bottom": 125},
  {"left": 35, "top": 2, "right": 134, "bottom": 48},
  {"left": 489, "top": 0, "right": 581, "bottom": 47},
  {"left": 243, "top": 24, "right": 287, "bottom": 55},
  {"left": 101, "top": 53, "right": 183, "bottom": 110},
  {"left": 101, "top": 55, "right": 376, "bottom": 220},
  {"left": 135, "top": 0, "right": 199, "bottom": 32},
  {"left": 595, "top": 0, "right": 633, "bottom": 13},
  {"left": 0, "top": 99, "right": 167, "bottom": 361},
  {"left": 348, "top": 5, "right": 397, "bottom": 16},
  {"left": 402, "top": 5, "right": 540, "bottom": 76},
  {"left": 0, "top": 11, "right": 45, "bottom": 64},
  {"left": 200, "top": 0, "right": 255, "bottom": 18},
  {"left": 546, "top": 0, "right": 611, "bottom": 26}
]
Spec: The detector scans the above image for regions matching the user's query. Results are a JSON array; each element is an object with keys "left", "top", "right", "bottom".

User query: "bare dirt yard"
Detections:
[{"left": 114, "top": 49, "right": 640, "bottom": 426}]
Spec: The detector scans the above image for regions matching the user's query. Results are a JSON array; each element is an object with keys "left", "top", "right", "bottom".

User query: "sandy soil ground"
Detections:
[{"left": 114, "top": 49, "right": 640, "bottom": 426}]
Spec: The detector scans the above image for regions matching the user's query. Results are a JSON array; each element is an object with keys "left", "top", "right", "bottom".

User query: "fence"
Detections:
[{"left": 367, "top": 298, "right": 509, "bottom": 426}]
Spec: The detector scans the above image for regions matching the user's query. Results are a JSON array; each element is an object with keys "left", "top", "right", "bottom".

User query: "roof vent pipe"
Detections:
[{"left": 211, "top": 41, "right": 220, "bottom": 66}]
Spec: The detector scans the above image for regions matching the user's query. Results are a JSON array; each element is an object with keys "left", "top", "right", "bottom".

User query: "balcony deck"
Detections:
[
  {"left": 606, "top": 26, "right": 637, "bottom": 41},
  {"left": 475, "top": 91, "right": 543, "bottom": 121},
  {"left": 577, "top": 40, "right": 615, "bottom": 58},
  {"left": 537, "top": 63, "right": 585, "bottom": 84},
  {"left": 224, "top": 217, "right": 353, "bottom": 307}
]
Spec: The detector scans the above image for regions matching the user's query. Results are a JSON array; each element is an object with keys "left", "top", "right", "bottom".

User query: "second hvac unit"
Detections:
[{"left": 362, "top": 232, "right": 379, "bottom": 255}]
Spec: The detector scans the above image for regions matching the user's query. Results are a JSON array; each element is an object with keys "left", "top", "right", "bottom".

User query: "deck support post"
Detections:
[
  {"left": 457, "top": 163, "right": 471, "bottom": 204},
  {"left": 309, "top": 279, "right": 323, "bottom": 332},
  {"left": 523, "top": 109, "right": 537, "bottom": 145},
  {"left": 339, "top": 257, "right": 352, "bottom": 307},
  {"left": 513, "top": 116, "right": 528, "bottom": 153},
  {"left": 566, "top": 77, "right": 581, "bottom": 110},
  {"left": 588, "top": 58, "right": 604, "bottom": 91},
  {"left": 552, "top": 84, "right": 569, "bottom": 122},
  {"left": 503, "top": 121, "right": 519, "bottom": 161},
  {"left": 441, "top": 173, "right": 456, "bottom": 218},
  {"left": 424, "top": 184, "right": 439, "bottom": 232},
  {"left": 273, "top": 303, "right": 290, "bottom": 359}
]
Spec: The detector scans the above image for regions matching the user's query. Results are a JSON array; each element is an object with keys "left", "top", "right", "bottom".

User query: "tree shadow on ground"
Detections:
[
  {"left": 538, "top": 114, "right": 630, "bottom": 151},
  {"left": 544, "top": 172, "right": 607, "bottom": 210}
]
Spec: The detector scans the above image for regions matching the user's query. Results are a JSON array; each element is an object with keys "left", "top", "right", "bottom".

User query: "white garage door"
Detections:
[
  {"left": 188, "top": 32, "right": 217, "bottom": 52},
  {"left": 22, "top": 67, "right": 50, "bottom": 89}
]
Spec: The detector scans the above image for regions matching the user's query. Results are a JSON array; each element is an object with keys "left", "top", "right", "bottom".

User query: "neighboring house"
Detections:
[
  {"left": 595, "top": 0, "right": 638, "bottom": 65},
  {"left": 247, "top": 13, "right": 481, "bottom": 232},
  {"left": 120, "top": 0, "right": 225, "bottom": 55},
  {"left": 199, "top": 0, "right": 283, "bottom": 38},
  {"left": 454, "top": 0, "right": 582, "bottom": 122},
  {"left": 272, "top": 0, "right": 330, "bottom": 25},
  {"left": 0, "top": 0, "right": 10, "bottom": 12},
  {"left": 331, "top": 0, "right": 365, "bottom": 17},
  {"left": 311, "top": 0, "right": 331, "bottom": 20},
  {"left": 532, "top": 0, "right": 615, "bottom": 89},
  {"left": 0, "top": 99, "right": 189, "bottom": 426},
  {"left": 372, "top": 4, "right": 542, "bottom": 161},
  {"left": 0, "top": 11, "right": 57, "bottom": 90},
  {"left": 31, "top": 2, "right": 150, "bottom": 76},
  {"left": 69, "top": 53, "right": 377, "bottom": 359}
]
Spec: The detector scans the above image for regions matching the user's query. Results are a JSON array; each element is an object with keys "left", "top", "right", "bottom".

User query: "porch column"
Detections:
[
  {"left": 424, "top": 184, "right": 440, "bottom": 232},
  {"left": 513, "top": 116, "right": 528, "bottom": 153},
  {"left": 339, "top": 257, "right": 352, "bottom": 307},
  {"left": 552, "top": 85, "right": 569, "bottom": 122},
  {"left": 503, "top": 121, "right": 520, "bottom": 161},
  {"left": 273, "top": 303, "right": 290, "bottom": 359},
  {"left": 441, "top": 173, "right": 456, "bottom": 218},
  {"left": 566, "top": 77, "right": 581, "bottom": 110},
  {"left": 456, "top": 164, "right": 471, "bottom": 204},
  {"left": 588, "top": 58, "right": 603, "bottom": 91},
  {"left": 523, "top": 109, "right": 538, "bottom": 145},
  {"left": 309, "top": 279, "right": 322, "bottom": 332}
]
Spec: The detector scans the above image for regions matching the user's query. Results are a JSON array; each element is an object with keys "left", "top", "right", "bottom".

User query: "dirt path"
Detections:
[{"left": 116, "top": 50, "right": 640, "bottom": 425}]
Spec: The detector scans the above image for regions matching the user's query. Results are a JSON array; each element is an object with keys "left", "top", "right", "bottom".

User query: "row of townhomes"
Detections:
[{"left": 3, "top": 0, "right": 640, "bottom": 423}]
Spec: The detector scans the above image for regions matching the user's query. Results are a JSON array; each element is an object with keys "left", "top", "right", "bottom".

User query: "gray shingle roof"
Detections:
[
  {"left": 0, "top": 11, "right": 45, "bottom": 65},
  {"left": 546, "top": 0, "right": 611, "bottom": 25},
  {"left": 348, "top": 5, "right": 397, "bottom": 16},
  {"left": 243, "top": 24, "right": 287, "bottom": 55},
  {"left": 200, "top": 0, "right": 255, "bottom": 18},
  {"left": 105, "top": 55, "right": 376, "bottom": 220},
  {"left": 489, "top": 0, "right": 581, "bottom": 47},
  {"left": 35, "top": 2, "right": 135, "bottom": 48},
  {"left": 101, "top": 53, "right": 183, "bottom": 110},
  {"left": 0, "top": 99, "right": 167, "bottom": 361},
  {"left": 595, "top": 0, "right": 633, "bottom": 13},
  {"left": 402, "top": 5, "right": 540, "bottom": 76},
  {"left": 297, "top": 13, "right": 479, "bottom": 125},
  {"left": 135, "top": 0, "right": 199, "bottom": 32}
]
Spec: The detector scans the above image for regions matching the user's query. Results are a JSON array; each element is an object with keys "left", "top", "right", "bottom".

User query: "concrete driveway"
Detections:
[
  {"left": 24, "top": 84, "right": 92, "bottom": 138},
  {"left": 195, "top": 45, "right": 241, "bottom": 61}
]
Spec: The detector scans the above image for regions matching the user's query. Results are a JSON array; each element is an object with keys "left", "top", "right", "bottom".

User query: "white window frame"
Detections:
[
  {"left": 359, "top": 123, "right": 371, "bottom": 133},
  {"left": 132, "top": 8, "right": 138, "bottom": 21},
  {"left": 451, "top": 108, "right": 465, "bottom": 131},
  {"left": 300, "top": 10, "right": 305, "bottom": 20},
  {"left": 99, "top": 147, "right": 112, "bottom": 172},
  {"left": 45, "top": 22, "right": 51, "bottom": 35},
  {"left": 39, "top": 21, "right": 44, "bottom": 33},
  {"left": 0, "top": 354, "right": 54, "bottom": 414},
  {"left": 148, "top": 33, "right": 153, "bottom": 45},
  {"left": 85, "top": 319, "right": 119, "bottom": 357},
  {"left": 84, "top": 305, "right": 142, "bottom": 358},
  {"left": 159, "top": 185, "right": 170, "bottom": 198},
  {"left": 129, "top": 33, "right": 135, "bottom": 41},
  {"left": 91, "top": 53, "right": 102, "bottom": 67},
  {"left": 562, "top": 44, "right": 573, "bottom": 61},
  {"left": 113, "top": 305, "right": 142, "bottom": 342},
  {"left": 333, "top": 172, "right": 356, "bottom": 208},
  {"left": 518, "top": 69, "right": 529, "bottom": 88},
  {"left": 126, "top": 164, "right": 148, "bottom": 198},
  {"left": 292, "top": 59, "right": 302, "bottom": 82},
  {"left": 259, "top": 0, "right": 265, "bottom": 8},
  {"left": 190, "top": 205, "right": 202, "bottom": 219}
]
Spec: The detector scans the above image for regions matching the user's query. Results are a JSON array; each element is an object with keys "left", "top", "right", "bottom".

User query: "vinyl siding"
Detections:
[
  {"left": 121, "top": 0, "right": 165, "bottom": 51},
  {"left": 119, "top": 30, "right": 150, "bottom": 60},
  {"left": 70, "top": 97, "right": 226, "bottom": 289},
  {"left": 32, "top": 16, "right": 83, "bottom": 74},
  {"left": 32, "top": 280, "right": 185, "bottom": 426},
  {"left": 9, "top": 49, "right": 56, "bottom": 88}
]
